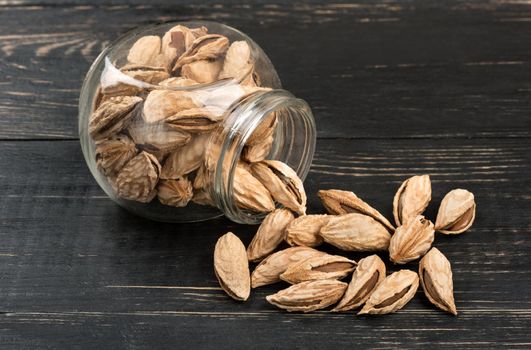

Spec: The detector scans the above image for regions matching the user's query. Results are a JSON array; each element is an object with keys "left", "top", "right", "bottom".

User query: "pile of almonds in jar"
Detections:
[
  {"left": 89, "top": 24, "right": 298, "bottom": 212},
  {"left": 214, "top": 175, "right": 477, "bottom": 315}
]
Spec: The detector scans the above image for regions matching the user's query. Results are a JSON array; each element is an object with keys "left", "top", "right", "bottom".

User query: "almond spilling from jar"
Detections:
[
  {"left": 233, "top": 164, "right": 275, "bottom": 213},
  {"left": 251, "top": 160, "right": 307, "bottom": 215}
]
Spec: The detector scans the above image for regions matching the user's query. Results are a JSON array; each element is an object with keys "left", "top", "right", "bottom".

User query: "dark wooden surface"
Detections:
[{"left": 0, "top": 1, "right": 530, "bottom": 349}]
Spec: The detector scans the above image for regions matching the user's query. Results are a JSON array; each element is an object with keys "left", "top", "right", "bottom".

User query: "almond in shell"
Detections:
[
  {"left": 181, "top": 59, "right": 223, "bottom": 84},
  {"left": 219, "top": 40, "right": 255, "bottom": 84},
  {"left": 233, "top": 164, "right": 275, "bottom": 213},
  {"left": 419, "top": 247, "right": 457, "bottom": 315},
  {"left": 251, "top": 247, "right": 326, "bottom": 288},
  {"left": 280, "top": 254, "right": 356, "bottom": 284},
  {"left": 165, "top": 107, "right": 224, "bottom": 134},
  {"left": 89, "top": 96, "right": 142, "bottom": 140},
  {"left": 266, "top": 279, "right": 347, "bottom": 313},
  {"left": 358, "top": 269, "right": 419, "bottom": 315},
  {"left": 95, "top": 134, "right": 137, "bottom": 176},
  {"left": 393, "top": 175, "right": 431, "bottom": 226},
  {"left": 127, "top": 35, "right": 162, "bottom": 66},
  {"left": 142, "top": 90, "right": 198, "bottom": 124},
  {"left": 333, "top": 254, "right": 386, "bottom": 312},
  {"left": 160, "top": 133, "right": 211, "bottom": 179},
  {"left": 214, "top": 232, "right": 250, "bottom": 301},
  {"left": 434, "top": 189, "right": 476, "bottom": 235},
  {"left": 320, "top": 213, "right": 391, "bottom": 252},
  {"left": 247, "top": 208, "right": 295, "bottom": 262},
  {"left": 251, "top": 160, "right": 307, "bottom": 215},
  {"left": 115, "top": 151, "right": 161, "bottom": 203},
  {"left": 172, "top": 34, "right": 229, "bottom": 72},
  {"left": 157, "top": 177, "right": 193, "bottom": 207},
  {"left": 389, "top": 215, "right": 434, "bottom": 264},
  {"left": 285, "top": 214, "right": 330, "bottom": 247},
  {"left": 318, "top": 189, "right": 394, "bottom": 232}
]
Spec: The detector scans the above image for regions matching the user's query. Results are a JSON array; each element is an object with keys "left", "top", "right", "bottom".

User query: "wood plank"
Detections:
[
  {"left": 1, "top": 2, "right": 531, "bottom": 139},
  {"left": 1, "top": 311, "right": 530, "bottom": 349},
  {"left": 0, "top": 138, "right": 529, "bottom": 348}
]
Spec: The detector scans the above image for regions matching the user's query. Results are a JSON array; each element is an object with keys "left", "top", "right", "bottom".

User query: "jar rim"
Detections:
[{"left": 211, "top": 89, "right": 316, "bottom": 224}]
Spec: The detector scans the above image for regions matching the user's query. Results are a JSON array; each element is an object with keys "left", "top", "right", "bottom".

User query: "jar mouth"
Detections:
[{"left": 211, "top": 89, "right": 316, "bottom": 224}]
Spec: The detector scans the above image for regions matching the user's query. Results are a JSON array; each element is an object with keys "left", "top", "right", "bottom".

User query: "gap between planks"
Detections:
[
  {"left": 106, "top": 285, "right": 222, "bottom": 291},
  {"left": 1, "top": 134, "right": 531, "bottom": 143},
  {"left": 1, "top": 309, "right": 531, "bottom": 319}
]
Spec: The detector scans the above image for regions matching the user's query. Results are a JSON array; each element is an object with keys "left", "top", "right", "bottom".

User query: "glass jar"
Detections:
[{"left": 79, "top": 21, "right": 316, "bottom": 224}]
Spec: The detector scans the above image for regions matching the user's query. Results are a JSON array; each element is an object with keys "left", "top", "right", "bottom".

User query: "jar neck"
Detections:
[{"left": 209, "top": 89, "right": 316, "bottom": 224}]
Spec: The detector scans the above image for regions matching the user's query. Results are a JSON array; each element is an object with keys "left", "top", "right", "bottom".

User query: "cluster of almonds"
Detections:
[
  {"left": 89, "top": 25, "right": 285, "bottom": 210},
  {"left": 214, "top": 175, "right": 477, "bottom": 315}
]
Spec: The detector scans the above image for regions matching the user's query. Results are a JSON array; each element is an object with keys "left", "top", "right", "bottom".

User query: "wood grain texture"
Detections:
[
  {"left": 1, "top": 1, "right": 531, "bottom": 139},
  {"left": 1, "top": 0, "right": 530, "bottom": 348},
  {"left": 0, "top": 139, "right": 529, "bottom": 348}
]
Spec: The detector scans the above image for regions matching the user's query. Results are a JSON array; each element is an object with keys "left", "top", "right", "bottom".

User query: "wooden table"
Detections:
[{"left": 1, "top": 1, "right": 530, "bottom": 348}]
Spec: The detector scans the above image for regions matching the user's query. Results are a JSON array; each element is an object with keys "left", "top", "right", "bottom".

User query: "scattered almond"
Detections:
[
  {"left": 358, "top": 270, "right": 419, "bottom": 315},
  {"left": 332, "top": 254, "right": 386, "bottom": 312},
  {"left": 285, "top": 214, "right": 330, "bottom": 247},
  {"left": 214, "top": 232, "right": 250, "bottom": 301},
  {"left": 320, "top": 213, "right": 391, "bottom": 252},
  {"left": 251, "top": 247, "right": 326, "bottom": 288},
  {"left": 280, "top": 254, "right": 356, "bottom": 284},
  {"left": 318, "top": 189, "right": 394, "bottom": 232},
  {"left": 435, "top": 189, "right": 476, "bottom": 234},
  {"left": 266, "top": 279, "right": 347, "bottom": 312},
  {"left": 419, "top": 248, "right": 457, "bottom": 315},
  {"left": 389, "top": 215, "right": 435, "bottom": 264},
  {"left": 393, "top": 175, "right": 431, "bottom": 226}
]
